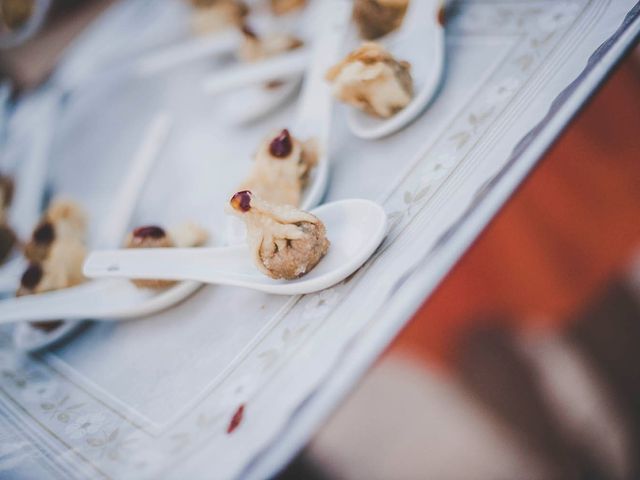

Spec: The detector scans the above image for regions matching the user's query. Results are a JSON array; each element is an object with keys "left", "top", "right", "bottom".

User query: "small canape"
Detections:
[
  {"left": 239, "top": 129, "right": 317, "bottom": 207},
  {"left": 228, "top": 190, "right": 329, "bottom": 280},
  {"left": 326, "top": 42, "right": 412, "bottom": 118}
]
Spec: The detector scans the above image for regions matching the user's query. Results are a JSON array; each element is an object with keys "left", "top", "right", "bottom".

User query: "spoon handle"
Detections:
[
  {"left": 84, "top": 246, "right": 251, "bottom": 285},
  {"left": 0, "top": 281, "right": 116, "bottom": 324},
  {"left": 387, "top": 0, "right": 443, "bottom": 44},
  {"left": 202, "top": 48, "right": 309, "bottom": 96},
  {"left": 136, "top": 29, "right": 239, "bottom": 77},
  {"left": 0, "top": 257, "right": 26, "bottom": 293},
  {"left": 96, "top": 112, "right": 172, "bottom": 250},
  {"left": 294, "top": 0, "right": 352, "bottom": 140}
]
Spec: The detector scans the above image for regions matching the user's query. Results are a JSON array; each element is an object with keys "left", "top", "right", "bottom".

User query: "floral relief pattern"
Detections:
[
  {"left": 42, "top": 395, "right": 85, "bottom": 425},
  {"left": 0, "top": 1, "right": 595, "bottom": 478},
  {"left": 385, "top": 0, "right": 589, "bottom": 234},
  {"left": 65, "top": 413, "right": 106, "bottom": 440}
]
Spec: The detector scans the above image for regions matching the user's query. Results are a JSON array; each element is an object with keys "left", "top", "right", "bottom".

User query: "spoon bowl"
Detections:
[
  {"left": 218, "top": 77, "right": 301, "bottom": 126},
  {"left": 84, "top": 199, "right": 388, "bottom": 296}
]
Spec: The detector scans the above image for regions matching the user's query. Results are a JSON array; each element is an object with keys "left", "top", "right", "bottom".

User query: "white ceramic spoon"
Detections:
[
  {"left": 225, "top": 0, "right": 351, "bottom": 244},
  {"left": 1, "top": 279, "right": 203, "bottom": 325},
  {"left": 203, "top": 52, "right": 306, "bottom": 127},
  {"left": 0, "top": 88, "right": 59, "bottom": 294},
  {"left": 202, "top": 54, "right": 306, "bottom": 127},
  {"left": 83, "top": 199, "right": 387, "bottom": 297},
  {"left": 8, "top": 113, "right": 198, "bottom": 350},
  {"left": 237, "top": 81, "right": 302, "bottom": 125},
  {"left": 201, "top": 48, "right": 309, "bottom": 96},
  {"left": 135, "top": 29, "right": 241, "bottom": 77},
  {"left": 0, "top": 199, "right": 386, "bottom": 322},
  {"left": 201, "top": 0, "right": 352, "bottom": 126},
  {"left": 135, "top": 0, "right": 310, "bottom": 78},
  {"left": 142, "top": 5, "right": 309, "bottom": 125},
  {"left": 347, "top": 0, "right": 446, "bottom": 139},
  {"left": 213, "top": 68, "right": 303, "bottom": 127},
  {"left": 295, "top": 0, "right": 352, "bottom": 208}
]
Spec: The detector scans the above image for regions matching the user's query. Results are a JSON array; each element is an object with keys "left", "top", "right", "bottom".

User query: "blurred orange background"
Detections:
[
  {"left": 389, "top": 50, "right": 640, "bottom": 369},
  {"left": 297, "top": 46, "right": 640, "bottom": 480}
]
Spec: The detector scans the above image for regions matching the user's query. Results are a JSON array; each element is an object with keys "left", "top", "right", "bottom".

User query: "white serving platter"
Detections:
[{"left": 0, "top": 1, "right": 638, "bottom": 479}]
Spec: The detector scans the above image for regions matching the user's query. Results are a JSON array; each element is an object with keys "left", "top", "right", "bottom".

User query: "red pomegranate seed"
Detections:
[{"left": 227, "top": 404, "right": 245, "bottom": 434}]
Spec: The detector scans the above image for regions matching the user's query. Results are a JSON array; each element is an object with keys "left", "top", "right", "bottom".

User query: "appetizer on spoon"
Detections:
[
  {"left": 84, "top": 192, "right": 388, "bottom": 296},
  {"left": 2, "top": 225, "right": 208, "bottom": 327},
  {"left": 136, "top": 0, "right": 308, "bottom": 77},
  {"left": 329, "top": 0, "right": 446, "bottom": 139},
  {"left": 137, "top": 0, "right": 307, "bottom": 124},
  {"left": 0, "top": 114, "right": 208, "bottom": 350},
  {"left": 226, "top": 0, "right": 352, "bottom": 243},
  {"left": 11, "top": 113, "right": 173, "bottom": 349},
  {"left": 199, "top": 0, "right": 446, "bottom": 138},
  {"left": 0, "top": 193, "right": 387, "bottom": 321}
]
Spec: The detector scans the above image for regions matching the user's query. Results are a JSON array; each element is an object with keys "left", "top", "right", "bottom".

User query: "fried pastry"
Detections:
[
  {"left": 24, "top": 197, "right": 86, "bottom": 263},
  {"left": 228, "top": 190, "right": 329, "bottom": 280},
  {"left": 18, "top": 197, "right": 88, "bottom": 296},
  {"left": 269, "top": 0, "right": 306, "bottom": 15},
  {"left": 188, "top": 0, "right": 248, "bottom": 35},
  {"left": 326, "top": 42, "right": 412, "bottom": 118},
  {"left": 17, "top": 240, "right": 87, "bottom": 296},
  {"left": 353, "top": 0, "right": 409, "bottom": 40},
  {"left": 238, "top": 129, "right": 317, "bottom": 207},
  {"left": 124, "top": 223, "right": 209, "bottom": 289},
  {"left": 237, "top": 24, "right": 303, "bottom": 62}
]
